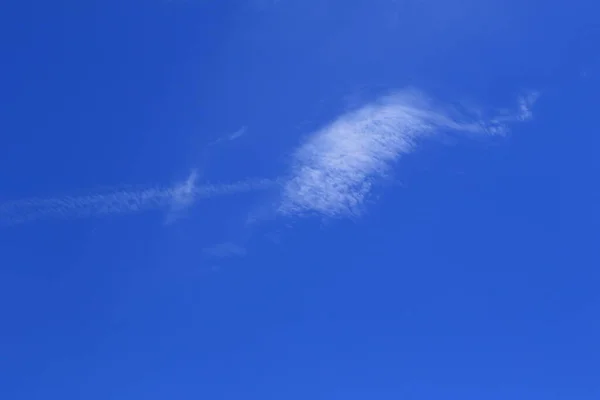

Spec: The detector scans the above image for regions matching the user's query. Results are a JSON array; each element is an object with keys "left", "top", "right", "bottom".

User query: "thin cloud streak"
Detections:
[
  {"left": 278, "top": 90, "right": 535, "bottom": 218},
  {"left": 0, "top": 178, "right": 276, "bottom": 226},
  {"left": 228, "top": 126, "right": 247, "bottom": 141},
  {"left": 209, "top": 126, "right": 248, "bottom": 147}
]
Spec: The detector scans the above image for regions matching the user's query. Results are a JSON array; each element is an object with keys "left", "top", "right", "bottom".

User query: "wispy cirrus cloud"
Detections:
[{"left": 278, "top": 90, "right": 536, "bottom": 218}]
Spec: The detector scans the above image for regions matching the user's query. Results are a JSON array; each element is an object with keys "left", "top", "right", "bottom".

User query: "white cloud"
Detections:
[
  {"left": 278, "top": 90, "right": 535, "bottom": 218},
  {"left": 484, "top": 91, "right": 539, "bottom": 133},
  {"left": 165, "top": 169, "right": 199, "bottom": 224},
  {"left": 0, "top": 90, "right": 535, "bottom": 227},
  {"left": 228, "top": 126, "right": 247, "bottom": 141},
  {"left": 0, "top": 177, "right": 276, "bottom": 226},
  {"left": 171, "top": 169, "right": 199, "bottom": 207},
  {"left": 209, "top": 126, "right": 248, "bottom": 147},
  {"left": 517, "top": 91, "right": 539, "bottom": 121}
]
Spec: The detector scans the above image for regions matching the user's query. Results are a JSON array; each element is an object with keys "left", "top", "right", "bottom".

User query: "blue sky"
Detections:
[{"left": 1, "top": 0, "right": 599, "bottom": 399}]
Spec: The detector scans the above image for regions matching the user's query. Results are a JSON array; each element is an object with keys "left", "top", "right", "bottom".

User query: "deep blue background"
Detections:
[{"left": 1, "top": 0, "right": 598, "bottom": 399}]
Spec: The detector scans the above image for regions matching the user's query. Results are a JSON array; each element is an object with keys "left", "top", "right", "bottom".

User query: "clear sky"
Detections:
[{"left": 1, "top": 0, "right": 599, "bottom": 399}]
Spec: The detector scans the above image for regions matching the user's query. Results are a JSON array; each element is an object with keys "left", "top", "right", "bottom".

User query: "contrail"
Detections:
[{"left": 0, "top": 178, "right": 277, "bottom": 226}]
